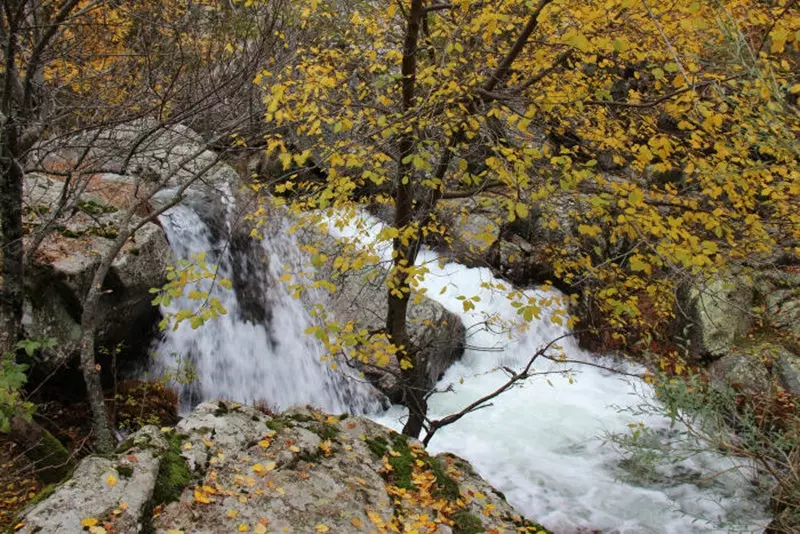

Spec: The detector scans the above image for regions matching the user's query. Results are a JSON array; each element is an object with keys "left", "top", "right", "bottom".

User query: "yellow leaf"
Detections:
[
  {"left": 352, "top": 518, "right": 364, "bottom": 527},
  {"left": 106, "top": 474, "right": 118, "bottom": 488},
  {"left": 315, "top": 525, "right": 329, "bottom": 533},
  {"left": 564, "top": 31, "right": 591, "bottom": 52},
  {"left": 254, "top": 525, "right": 268, "bottom": 534},
  {"left": 252, "top": 461, "right": 276, "bottom": 475},
  {"left": 88, "top": 527, "right": 107, "bottom": 534},
  {"left": 81, "top": 518, "right": 99, "bottom": 528},
  {"left": 238, "top": 525, "right": 249, "bottom": 532}
]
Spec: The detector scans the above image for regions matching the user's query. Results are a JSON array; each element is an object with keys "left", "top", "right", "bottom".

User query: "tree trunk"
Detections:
[
  {"left": 78, "top": 226, "right": 136, "bottom": 453},
  {"left": 389, "top": 0, "right": 426, "bottom": 439},
  {"left": 78, "top": 328, "right": 115, "bottom": 453},
  {"left": 0, "top": 120, "right": 25, "bottom": 356},
  {"left": 10, "top": 416, "right": 74, "bottom": 484}
]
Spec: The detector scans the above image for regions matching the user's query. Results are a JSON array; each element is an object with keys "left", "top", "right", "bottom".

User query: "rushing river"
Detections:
[{"left": 151, "top": 198, "right": 769, "bottom": 533}]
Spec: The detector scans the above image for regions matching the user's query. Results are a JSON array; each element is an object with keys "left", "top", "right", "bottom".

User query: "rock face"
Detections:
[
  {"left": 695, "top": 268, "right": 800, "bottom": 397},
  {"left": 21, "top": 121, "right": 241, "bottom": 373},
  {"left": 23, "top": 173, "right": 173, "bottom": 371},
  {"left": 20, "top": 401, "right": 549, "bottom": 534},
  {"left": 682, "top": 273, "right": 754, "bottom": 360},
  {"left": 19, "top": 426, "right": 169, "bottom": 533}
]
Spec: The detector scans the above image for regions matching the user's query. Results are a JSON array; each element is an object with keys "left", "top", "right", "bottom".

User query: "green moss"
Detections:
[
  {"left": 311, "top": 422, "right": 339, "bottom": 441},
  {"left": 27, "top": 428, "right": 75, "bottom": 484},
  {"left": 365, "top": 436, "right": 389, "bottom": 458},
  {"left": 78, "top": 199, "right": 118, "bottom": 215},
  {"left": 116, "top": 437, "right": 136, "bottom": 453},
  {"left": 266, "top": 418, "right": 288, "bottom": 432},
  {"left": 452, "top": 510, "right": 484, "bottom": 534},
  {"left": 289, "top": 413, "right": 313, "bottom": 422},
  {"left": 427, "top": 456, "right": 460, "bottom": 501},
  {"left": 116, "top": 465, "right": 134, "bottom": 479},
  {"left": 387, "top": 434, "right": 415, "bottom": 491},
  {"left": 151, "top": 434, "right": 192, "bottom": 505}
]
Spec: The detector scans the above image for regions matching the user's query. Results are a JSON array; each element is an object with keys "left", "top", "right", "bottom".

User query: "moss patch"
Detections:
[
  {"left": 452, "top": 510, "right": 485, "bottom": 534},
  {"left": 151, "top": 433, "right": 192, "bottom": 506},
  {"left": 386, "top": 434, "right": 415, "bottom": 491},
  {"left": 116, "top": 465, "right": 134, "bottom": 479},
  {"left": 310, "top": 422, "right": 339, "bottom": 441},
  {"left": 427, "top": 456, "right": 460, "bottom": 501},
  {"left": 266, "top": 418, "right": 289, "bottom": 432},
  {"left": 365, "top": 436, "right": 389, "bottom": 458}
]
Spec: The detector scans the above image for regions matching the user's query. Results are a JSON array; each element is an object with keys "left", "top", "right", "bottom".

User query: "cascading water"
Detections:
[
  {"left": 151, "top": 198, "right": 769, "bottom": 533},
  {"left": 150, "top": 197, "right": 379, "bottom": 415}
]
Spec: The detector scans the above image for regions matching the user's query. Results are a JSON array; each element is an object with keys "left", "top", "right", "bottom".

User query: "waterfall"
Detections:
[
  {"left": 150, "top": 199, "right": 769, "bottom": 533},
  {"left": 150, "top": 197, "right": 380, "bottom": 415}
]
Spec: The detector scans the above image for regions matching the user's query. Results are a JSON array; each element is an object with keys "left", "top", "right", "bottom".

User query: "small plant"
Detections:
[{"left": 608, "top": 371, "right": 799, "bottom": 532}]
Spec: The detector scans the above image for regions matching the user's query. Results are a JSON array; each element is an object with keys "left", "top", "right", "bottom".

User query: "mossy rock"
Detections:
[{"left": 151, "top": 433, "right": 193, "bottom": 506}]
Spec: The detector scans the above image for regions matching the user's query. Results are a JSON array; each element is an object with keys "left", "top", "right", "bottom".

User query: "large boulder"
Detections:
[
  {"left": 22, "top": 173, "right": 173, "bottom": 372},
  {"left": 18, "top": 426, "right": 169, "bottom": 533},
  {"left": 681, "top": 273, "right": 754, "bottom": 360},
  {"left": 754, "top": 269, "right": 800, "bottom": 351},
  {"left": 19, "top": 401, "right": 549, "bottom": 534}
]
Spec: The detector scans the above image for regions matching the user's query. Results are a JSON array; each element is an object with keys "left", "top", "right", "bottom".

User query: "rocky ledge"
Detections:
[{"left": 19, "top": 401, "right": 549, "bottom": 534}]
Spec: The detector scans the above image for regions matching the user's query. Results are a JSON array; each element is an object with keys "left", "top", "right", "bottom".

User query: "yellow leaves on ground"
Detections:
[
  {"left": 252, "top": 462, "right": 276, "bottom": 476},
  {"left": 315, "top": 524, "right": 329, "bottom": 532},
  {"left": 105, "top": 474, "right": 118, "bottom": 488}
]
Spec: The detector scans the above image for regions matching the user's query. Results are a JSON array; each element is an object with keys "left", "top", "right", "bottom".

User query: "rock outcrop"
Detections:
[
  {"left": 19, "top": 401, "right": 549, "bottom": 534},
  {"left": 682, "top": 273, "right": 754, "bottom": 361},
  {"left": 21, "top": 122, "right": 241, "bottom": 373},
  {"left": 23, "top": 173, "right": 173, "bottom": 371}
]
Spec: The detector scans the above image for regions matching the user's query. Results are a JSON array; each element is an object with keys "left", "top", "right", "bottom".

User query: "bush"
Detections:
[{"left": 608, "top": 371, "right": 799, "bottom": 533}]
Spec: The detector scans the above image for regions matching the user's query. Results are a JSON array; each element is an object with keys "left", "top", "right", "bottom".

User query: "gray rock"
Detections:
[
  {"left": 19, "top": 425, "right": 167, "bottom": 534},
  {"left": 22, "top": 173, "right": 174, "bottom": 370},
  {"left": 774, "top": 347, "right": 800, "bottom": 396},
  {"left": 709, "top": 348, "right": 773, "bottom": 395},
  {"left": 755, "top": 269, "right": 800, "bottom": 347},
  {"left": 709, "top": 342, "right": 800, "bottom": 396},
  {"left": 21, "top": 401, "right": 544, "bottom": 534},
  {"left": 683, "top": 273, "right": 754, "bottom": 359}
]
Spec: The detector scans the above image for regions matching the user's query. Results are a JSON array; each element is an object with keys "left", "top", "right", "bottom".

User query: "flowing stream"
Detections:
[{"left": 151, "top": 198, "right": 769, "bottom": 533}]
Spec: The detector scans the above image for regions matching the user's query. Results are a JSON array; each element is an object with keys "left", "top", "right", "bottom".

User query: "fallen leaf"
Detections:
[
  {"left": 106, "top": 474, "right": 118, "bottom": 488},
  {"left": 81, "top": 518, "right": 99, "bottom": 528}
]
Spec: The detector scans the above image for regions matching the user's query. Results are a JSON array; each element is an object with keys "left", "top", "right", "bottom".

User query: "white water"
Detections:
[
  {"left": 328, "top": 212, "right": 769, "bottom": 533},
  {"left": 150, "top": 200, "right": 378, "bottom": 414},
  {"left": 152, "top": 200, "right": 769, "bottom": 533}
]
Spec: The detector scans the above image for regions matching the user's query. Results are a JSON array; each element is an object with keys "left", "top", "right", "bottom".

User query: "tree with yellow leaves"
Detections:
[{"left": 257, "top": 0, "right": 799, "bottom": 439}]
